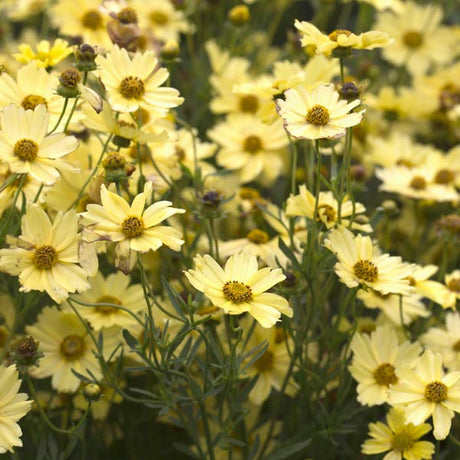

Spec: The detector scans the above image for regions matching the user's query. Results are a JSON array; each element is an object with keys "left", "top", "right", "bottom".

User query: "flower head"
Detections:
[
  {"left": 14, "top": 39, "right": 73, "bottom": 68},
  {"left": 185, "top": 253, "right": 293, "bottom": 328},
  {"left": 0, "top": 365, "right": 32, "bottom": 454},
  {"left": 276, "top": 84, "right": 364, "bottom": 140}
]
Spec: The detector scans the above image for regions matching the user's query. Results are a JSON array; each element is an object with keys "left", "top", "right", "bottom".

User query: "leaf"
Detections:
[
  {"left": 122, "top": 328, "right": 139, "bottom": 350},
  {"left": 264, "top": 440, "right": 311, "bottom": 460}
]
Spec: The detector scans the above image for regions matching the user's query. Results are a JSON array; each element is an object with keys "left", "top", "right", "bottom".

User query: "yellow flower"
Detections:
[
  {"left": 14, "top": 39, "right": 73, "bottom": 68},
  {"left": 81, "top": 182, "right": 185, "bottom": 271},
  {"left": 389, "top": 349, "right": 460, "bottom": 440},
  {"left": 276, "top": 84, "right": 364, "bottom": 140},
  {"left": 324, "top": 226, "right": 414, "bottom": 295},
  {"left": 349, "top": 324, "right": 421, "bottom": 406},
  {"left": 362, "top": 407, "right": 434, "bottom": 460},
  {"left": 286, "top": 184, "right": 372, "bottom": 232},
  {"left": 0, "top": 104, "right": 79, "bottom": 185},
  {"left": 0, "top": 365, "right": 32, "bottom": 454},
  {"left": 26, "top": 306, "right": 120, "bottom": 393},
  {"left": 294, "top": 20, "right": 391, "bottom": 56},
  {"left": 184, "top": 253, "right": 293, "bottom": 328},
  {"left": 95, "top": 45, "right": 184, "bottom": 114},
  {"left": 0, "top": 205, "right": 93, "bottom": 304}
]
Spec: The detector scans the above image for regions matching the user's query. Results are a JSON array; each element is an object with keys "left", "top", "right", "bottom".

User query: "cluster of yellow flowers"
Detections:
[{"left": 0, "top": 0, "right": 458, "bottom": 458}]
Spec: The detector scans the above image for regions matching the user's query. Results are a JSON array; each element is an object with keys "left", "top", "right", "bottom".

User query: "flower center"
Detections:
[
  {"left": 373, "top": 363, "right": 398, "bottom": 386},
  {"left": 452, "top": 340, "right": 460, "bottom": 352},
  {"left": 60, "top": 334, "right": 86, "bottom": 361},
  {"left": 246, "top": 229, "right": 269, "bottom": 244},
  {"left": 33, "top": 245, "right": 58, "bottom": 270},
  {"left": 328, "top": 29, "right": 352, "bottom": 42},
  {"left": 391, "top": 428, "right": 414, "bottom": 452},
  {"left": 239, "top": 187, "right": 260, "bottom": 200},
  {"left": 21, "top": 95, "right": 47, "bottom": 111},
  {"left": 409, "top": 176, "right": 426, "bottom": 190},
  {"left": 434, "top": 169, "right": 454, "bottom": 185},
  {"left": 117, "top": 7, "right": 138, "bottom": 24},
  {"left": 81, "top": 10, "right": 104, "bottom": 30},
  {"left": 223, "top": 281, "right": 253, "bottom": 304},
  {"left": 121, "top": 215, "right": 145, "bottom": 238},
  {"left": 353, "top": 260, "right": 378, "bottom": 283},
  {"left": 253, "top": 350, "right": 274, "bottom": 372},
  {"left": 424, "top": 381, "right": 448, "bottom": 403},
  {"left": 119, "top": 76, "right": 145, "bottom": 100},
  {"left": 14, "top": 139, "right": 39, "bottom": 162},
  {"left": 0, "top": 326, "right": 8, "bottom": 348},
  {"left": 447, "top": 278, "right": 460, "bottom": 293},
  {"left": 403, "top": 31, "right": 424, "bottom": 49},
  {"left": 150, "top": 11, "right": 169, "bottom": 25},
  {"left": 95, "top": 295, "right": 122, "bottom": 315},
  {"left": 243, "top": 135, "right": 263, "bottom": 153},
  {"left": 306, "top": 105, "right": 330, "bottom": 126},
  {"left": 239, "top": 95, "right": 259, "bottom": 114},
  {"left": 440, "top": 84, "right": 460, "bottom": 111},
  {"left": 316, "top": 204, "right": 336, "bottom": 223}
]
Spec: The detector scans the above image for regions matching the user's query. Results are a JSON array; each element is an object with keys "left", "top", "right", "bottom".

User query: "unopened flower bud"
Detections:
[
  {"left": 202, "top": 191, "right": 221, "bottom": 208},
  {"left": 161, "top": 40, "right": 180, "bottom": 60},
  {"left": 437, "top": 214, "right": 460, "bottom": 239},
  {"left": 75, "top": 44, "right": 97, "bottom": 72},
  {"left": 340, "top": 82, "right": 361, "bottom": 102},
  {"left": 57, "top": 68, "right": 81, "bottom": 98},
  {"left": 117, "top": 7, "right": 138, "bottom": 25},
  {"left": 103, "top": 152, "right": 127, "bottom": 170},
  {"left": 350, "top": 164, "right": 366, "bottom": 182},
  {"left": 228, "top": 5, "right": 250, "bottom": 26},
  {"left": 9, "top": 336, "right": 42, "bottom": 367},
  {"left": 83, "top": 383, "right": 101, "bottom": 402}
]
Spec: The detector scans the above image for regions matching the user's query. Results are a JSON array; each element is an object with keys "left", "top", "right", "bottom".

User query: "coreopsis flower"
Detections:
[
  {"left": 286, "top": 184, "right": 372, "bottom": 232},
  {"left": 420, "top": 312, "right": 460, "bottom": 371},
  {"left": 26, "top": 307, "right": 120, "bottom": 393},
  {"left": 362, "top": 407, "right": 434, "bottom": 460},
  {"left": 95, "top": 45, "right": 184, "bottom": 114},
  {"left": 184, "top": 253, "right": 293, "bottom": 328},
  {"left": 323, "top": 226, "right": 414, "bottom": 295},
  {"left": 0, "top": 204, "right": 93, "bottom": 304},
  {"left": 67, "top": 271, "right": 147, "bottom": 330},
  {"left": 81, "top": 182, "right": 185, "bottom": 271},
  {"left": 13, "top": 39, "right": 73, "bottom": 68},
  {"left": 375, "top": 1, "right": 457, "bottom": 75},
  {"left": 0, "top": 104, "right": 79, "bottom": 185},
  {"left": 294, "top": 20, "right": 391, "bottom": 56},
  {"left": 208, "top": 114, "right": 288, "bottom": 184},
  {"left": 239, "top": 320, "right": 298, "bottom": 405},
  {"left": 275, "top": 84, "right": 364, "bottom": 140},
  {"left": 389, "top": 349, "right": 460, "bottom": 440},
  {"left": 0, "top": 365, "right": 32, "bottom": 454},
  {"left": 349, "top": 324, "right": 421, "bottom": 406}
]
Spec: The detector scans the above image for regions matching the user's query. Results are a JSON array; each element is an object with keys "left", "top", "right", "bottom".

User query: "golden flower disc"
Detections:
[
  {"left": 448, "top": 278, "right": 460, "bottom": 293},
  {"left": 60, "top": 334, "right": 86, "bottom": 361},
  {"left": 452, "top": 339, "right": 460, "bottom": 352},
  {"left": 353, "top": 259, "right": 378, "bottom": 283},
  {"left": 81, "top": 10, "right": 104, "bottom": 30},
  {"left": 14, "top": 139, "right": 39, "bottom": 162},
  {"left": 119, "top": 76, "right": 145, "bottom": 100},
  {"left": 239, "top": 95, "right": 259, "bottom": 114},
  {"left": 246, "top": 229, "right": 269, "bottom": 244},
  {"left": 21, "top": 95, "right": 47, "bottom": 111},
  {"left": 328, "top": 29, "right": 352, "bottom": 42},
  {"left": 121, "top": 215, "right": 145, "bottom": 238},
  {"left": 424, "top": 381, "right": 448, "bottom": 403},
  {"left": 95, "top": 295, "right": 122, "bottom": 315},
  {"left": 243, "top": 135, "right": 263, "bottom": 153},
  {"left": 117, "top": 7, "right": 138, "bottom": 24},
  {"left": 254, "top": 350, "right": 275, "bottom": 372},
  {"left": 150, "top": 11, "right": 169, "bottom": 25},
  {"left": 306, "top": 104, "right": 330, "bottom": 126},
  {"left": 373, "top": 363, "right": 398, "bottom": 386},
  {"left": 403, "top": 31, "right": 424, "bottom": 49},
  {"left": 409, "top": 176, "right": 426, "bottom": 190},
  {"left": 33, "top": 245, "right": 58, "bottom": 270},
  {"left": 223, "top": 281, "right": 253, "bottom": 304},
  {"left": 434, "top": 169, "right": 454, "bottom": 185},
  {"left": 391, "top": 428, "right": 415, "bottom": 452},
  {"left": 316, "top": 204, "right": 336, "bottom": 223}
]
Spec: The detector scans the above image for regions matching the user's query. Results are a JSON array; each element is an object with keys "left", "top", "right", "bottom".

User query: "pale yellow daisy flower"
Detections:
[
  {"left": 13, "top": 39, "right": 73, "bottom": 68},
  {"left": 324, "top": 226, "right": 414, "bottom": 295},
  {"left": 362, "top": 407, "right": 434, "bottom": 460},
  {"left": 0, "top": 104, "right": 79, "bottom": 185},
  {"left": 349, "top": 324, "right": 421, "bottom": 406},
  {"left": 0, "top": 204, "right": 93, "bottom": 304},
  {"left": 276, "top": 84, "right": 364, "bottom": 140},
  {"left": 184, "top": 253, "right": 293, "bottom": 328},
  {"left": 389, "top": 349, "right": 460, "bottom": 440},
  {"left": 95, "top": 45, "right": 184, "bottom": 114},
  {"left": 0, "top": 365, "right": 32, "bottom": 454}
]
